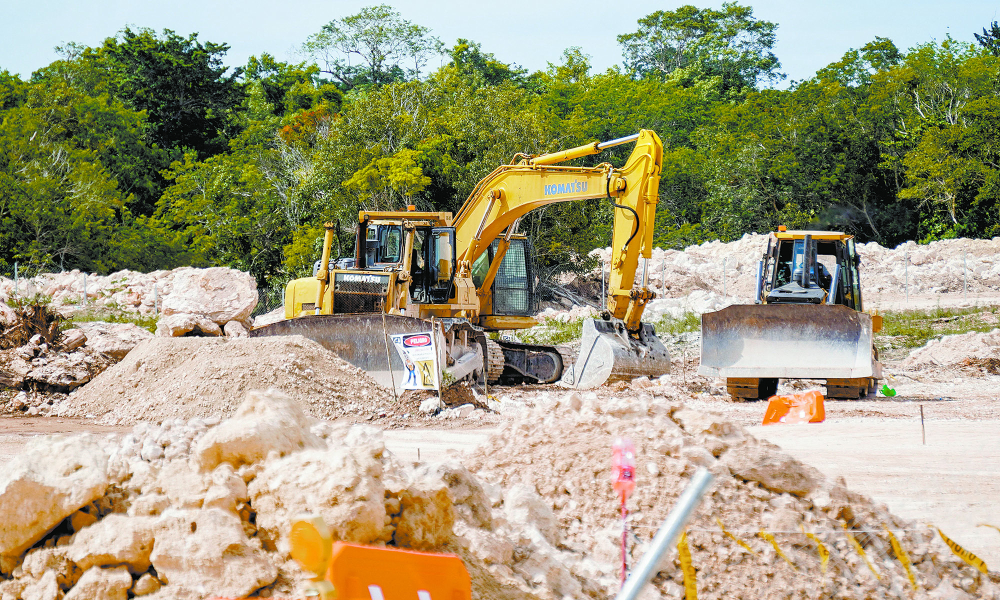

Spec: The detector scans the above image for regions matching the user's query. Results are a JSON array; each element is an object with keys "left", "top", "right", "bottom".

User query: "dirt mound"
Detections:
[
  {"left": 465, "top": 393, "right": 994, "bottom": 599},
  {"left": 61, "top": 335, "right": 389, "bottom": 424},
  {"left": 1, "top": 390, "right": 994, "bottom": 600},
  {"left": 902, "top": 328, "right": 1000, "bottom": 369}
]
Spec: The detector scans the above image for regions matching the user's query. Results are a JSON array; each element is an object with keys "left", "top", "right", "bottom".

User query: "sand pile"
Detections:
[
  {"left": 465, "top": 390, "right": 996, "bottom": 599},
  {"left": 61, "top": 336, "right": 388, "bottom": 425},
  {"left": 902, "top": 328, "right": 1000, "bottom": 370}
]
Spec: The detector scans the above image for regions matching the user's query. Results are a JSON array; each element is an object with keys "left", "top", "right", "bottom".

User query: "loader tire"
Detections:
[{"left": 725, "top": 377, "right": 778, "bottom": 401}]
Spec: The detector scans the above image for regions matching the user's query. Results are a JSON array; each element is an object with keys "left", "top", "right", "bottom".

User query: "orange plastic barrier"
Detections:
[
  {"left": 762, "top": 390, "right": 825, "bottom": 425},
  {"left": 324, "top": 542, "right": 471, "bottom": 600}
]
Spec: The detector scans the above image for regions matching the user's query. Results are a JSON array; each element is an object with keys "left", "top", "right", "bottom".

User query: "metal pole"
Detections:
[
  {"left": 380, "top": 313, "right": 399, "bottom": 404},
  {"left": 614, "top": 468, "right": 714, "bottom": 600},
  {"left": 661, "top": 255, "right": 665, "bottom": 293}
]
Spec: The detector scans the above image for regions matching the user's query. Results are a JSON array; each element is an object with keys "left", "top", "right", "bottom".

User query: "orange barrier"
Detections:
[
  {"left": 324, "top": 542, "right": 471, "bottom": 600},
  {"left": 762, "top": 390, "right": 825, "bottom": 425}
]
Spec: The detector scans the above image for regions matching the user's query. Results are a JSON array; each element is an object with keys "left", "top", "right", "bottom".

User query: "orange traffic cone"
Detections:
[{"left": 762, "top": 390, "right": 825, "bottom": 425}]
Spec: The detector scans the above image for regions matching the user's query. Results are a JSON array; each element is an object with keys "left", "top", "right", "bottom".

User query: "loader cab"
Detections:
[
  {"left": 353, "top": 221, "right": 456, "bottom": 305},
  {"left": 761, "top": 231, "right": 863, "bottom": 310}
]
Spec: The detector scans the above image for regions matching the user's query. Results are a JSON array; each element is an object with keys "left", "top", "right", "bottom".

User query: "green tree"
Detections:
[
  {"left": 974, "top": 21, "right": 1000, "bottom": 56},
  {"left": 244, "top": 53, "right": 342, "bottom": 116},
  {"left": 77, "top": 27, "right": 244, "bottom": 158},
  {"left": 447, "top": 39, "right": 529, "bottom": 87},
  {"left": 303, "top": 5, "right": 441, "bottom": 89},
  {"left": 617, "top": 2, "right": 783, "bottom": 94}
]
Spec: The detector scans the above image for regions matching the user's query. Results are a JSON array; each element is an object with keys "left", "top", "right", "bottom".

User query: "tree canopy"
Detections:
[{"left": 2, "top": 4, "right": 999, "bottom": 289}]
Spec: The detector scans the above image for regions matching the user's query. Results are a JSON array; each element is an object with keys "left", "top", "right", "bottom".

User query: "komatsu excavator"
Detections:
[
  {"left": 250, "top": 130, "right": 670, "bottom": 390},
  {"left": 698, "top": 229, "right": 882, "bottom": 400}
]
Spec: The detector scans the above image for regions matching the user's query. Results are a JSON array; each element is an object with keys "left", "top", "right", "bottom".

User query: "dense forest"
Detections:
[{"left": 1, "top": 4, "right": 999, "bottom": 288}]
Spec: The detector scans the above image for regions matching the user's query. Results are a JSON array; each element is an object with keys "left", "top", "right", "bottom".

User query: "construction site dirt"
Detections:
[{"left": 1, "top": 235, "right": 999, "bottom": 599}]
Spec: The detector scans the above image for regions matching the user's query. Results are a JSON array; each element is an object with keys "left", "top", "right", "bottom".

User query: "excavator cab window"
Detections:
[
  {"left": 429, "top": 227, "right": 456, "bottom": 303},
  {"left": 489, "top": 239, "right": 535, "bottom": 316}
]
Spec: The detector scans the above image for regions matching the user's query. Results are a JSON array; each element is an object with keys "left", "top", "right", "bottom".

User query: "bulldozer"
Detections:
[
  {"left": 698, "top": 229, "right": 882, "bottom": 400},
  {"left": 251, "top": 130, "right": 670, "bottom": 391}
]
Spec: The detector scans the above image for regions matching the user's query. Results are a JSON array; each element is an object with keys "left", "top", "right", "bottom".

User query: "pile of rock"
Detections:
[
  {"left": 579, "top": 235, "right": 1000, "bottom": 314},
  {"left": 0, "top": 267, "right": 257, "bottom": 338},
  {"left": 0, "top": 321, "right": 152, "bottom": 399},
  {"left": 3, "top": 389, "right": 992, "bottom": 600},
  {"left": 465, "top": 390, "right": 996, "bottom": 599},
  {"left": 61, "top": 336, "right": 389, "bottom": 425},
  {"left": 0, "top": 390, "right": 517, "bottom": 599},
  {"left": 902, "top": 328, "right": 1000, "bottom": 370}
]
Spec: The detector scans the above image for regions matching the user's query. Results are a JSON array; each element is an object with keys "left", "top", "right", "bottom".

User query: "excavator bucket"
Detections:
[
  {"left": 249, "top": 314, "right": 443, "bottom": 393},
  {"left": 698, "top": 304, "right": 878, "bottom": 380},
  {"left": 562, "top": 319, "right": 671, "bottom": 389}
]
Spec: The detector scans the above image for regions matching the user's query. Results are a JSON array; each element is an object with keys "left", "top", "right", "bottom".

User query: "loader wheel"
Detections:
[
  {"left": 826, "top": 378, "right": 869, "bottom": 400},
  {"left": 725, "top": 377, "right": 777, "bottom": 401}
]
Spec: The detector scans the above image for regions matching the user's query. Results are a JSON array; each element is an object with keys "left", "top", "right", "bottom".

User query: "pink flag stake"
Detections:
[{"left": 612, "top": 438, "right": 636, "bottom": 588}]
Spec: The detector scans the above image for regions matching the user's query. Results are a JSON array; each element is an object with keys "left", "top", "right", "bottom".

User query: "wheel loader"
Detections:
[
  {"left": 698, "top": 229, "right": 882, "bottom": 400},
  {"left": 251, "top": 130, "right": 671, "bottom": 391}
]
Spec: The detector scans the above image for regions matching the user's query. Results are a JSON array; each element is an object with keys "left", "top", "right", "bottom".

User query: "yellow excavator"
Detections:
[
  {"left": 251, "top": 130, "right": 670, "bottom": 390},
  {"left": 698, "top": 229, "right": 882, "bottom": 400}
]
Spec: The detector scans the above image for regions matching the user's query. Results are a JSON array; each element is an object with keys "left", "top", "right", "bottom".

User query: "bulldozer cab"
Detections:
[
  {"left": 761, "top": 231, "right": 863, "bottom": 310},
  {"left": 355, "top": 220, "right": 457, "bottom": 305}
]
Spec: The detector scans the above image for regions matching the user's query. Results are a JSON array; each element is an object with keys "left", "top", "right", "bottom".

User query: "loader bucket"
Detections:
[
  {"left": 250, "top": 314, "right": 443, "bottom": 393},
  {"left": 698, "top": 304, "right": 876, "bottom": 380},
  {"left": 562, "top": 319, "right": 671, "bottom": 389}
]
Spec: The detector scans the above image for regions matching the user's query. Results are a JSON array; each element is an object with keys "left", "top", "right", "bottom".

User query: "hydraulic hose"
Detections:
[{"left": 607, "top": 174, "right": 639, "bottom": 250}]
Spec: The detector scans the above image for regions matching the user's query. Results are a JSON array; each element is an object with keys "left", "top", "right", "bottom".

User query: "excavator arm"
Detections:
[{"left": 452, "top": 130, "right": 663, "bottom": 332}]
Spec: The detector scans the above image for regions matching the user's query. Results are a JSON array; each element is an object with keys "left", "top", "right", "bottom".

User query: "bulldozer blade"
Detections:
[
  {"left": 698, "top": 304, "right": 878, "bottom": 380},
  {"left": 562, "top": 319, "right": 671, "bottom": 389},
  {"left": 250, "top": 314, "right": 442, "bottom": 393}
]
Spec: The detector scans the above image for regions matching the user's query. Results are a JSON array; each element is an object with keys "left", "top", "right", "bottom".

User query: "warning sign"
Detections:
[{"left": 390, "top": 332, "right": 439, "bottom": 390}]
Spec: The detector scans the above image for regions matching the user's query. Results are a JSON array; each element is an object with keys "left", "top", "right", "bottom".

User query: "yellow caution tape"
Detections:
[
  {"left": 801, "top": 527, "right": 829, "bottom": 574},
  {"left": 758, "top": 529, "right": 796, "bottom": 570},
  {"left": 716, "top": 518, "right": 759, "bottom": 558},
  {"left": 678, "top": 531, "right": 698, "bottom": 600},
  {"left": 842, "top": 524, "right": 880, "bottom": 581},
  {"left": 979, "top": 523, "right": 1000, "bottom": 536},
  {"left": 884, "top": 526, "right": 917, "bottom": 591},
  {"left": 938, "top": 528, "right": 988, "bottom": 574}
]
